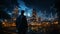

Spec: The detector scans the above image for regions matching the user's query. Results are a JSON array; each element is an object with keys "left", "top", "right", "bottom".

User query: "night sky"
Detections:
[
  {"left": 0, "top": 0, "right": 58, "bottom": 20},
  {"left": 17, "top": 0, "right": 57, "bottom": 19}
]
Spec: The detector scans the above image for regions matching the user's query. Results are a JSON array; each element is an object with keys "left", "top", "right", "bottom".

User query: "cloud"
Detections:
[{"left": 23, "top": 0, "right": 55, "bottom": 10}]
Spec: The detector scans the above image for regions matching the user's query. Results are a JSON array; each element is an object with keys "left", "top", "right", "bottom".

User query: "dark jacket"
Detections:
[{"left": 16, "top": 15, "right": 28, "bottom": 29}]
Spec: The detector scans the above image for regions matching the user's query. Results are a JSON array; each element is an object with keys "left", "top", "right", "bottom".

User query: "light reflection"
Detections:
[
  {"left": 2, "top": 20, "right": 59, "bottom": 32},
  {"left": 54, "top": 21, "right": 58, "bottom": 24}
]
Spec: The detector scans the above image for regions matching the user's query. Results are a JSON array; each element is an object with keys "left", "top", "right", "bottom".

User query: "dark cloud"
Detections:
[
  {"left": 23, "top": 0, "right": 55, "bottom": 10},
  {"left": 0, "top": 0, "right": 18, "bottom": 11},
  {"left": 0, "top": 0, "right": 18, "bottom": 19}
]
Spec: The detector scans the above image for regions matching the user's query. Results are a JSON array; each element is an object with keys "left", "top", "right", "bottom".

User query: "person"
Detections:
[{"left": 16, "top": 10, "right": 28, "bottom": 34}]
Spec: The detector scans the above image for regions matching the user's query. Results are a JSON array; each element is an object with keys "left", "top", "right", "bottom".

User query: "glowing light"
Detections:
[
  {"left": 12, "top": 23, "right": 16, "bottom": 26},
  {"left": 2, "top": 22, "right": 5, "bottom": 25},
  {"left": 46, "top": 22, "right": 49, "bottom": 24},
  {"left": 8, "top": 13, "right": 12, "bottom": 15},
  {"left": 24, "top": 13, "right": 26, "bottom": 16},
  {"left": 13, "top": 18, "right": 16, "bottom": 21},
  {"left": 28, "top": 13, "right": 30, "bottom": 16},
  {"left": 5, "top": 19, "right": 7, "bottom": 22},
  {"left": 54, "top": 21, "right": 58, "bottom": 24}
]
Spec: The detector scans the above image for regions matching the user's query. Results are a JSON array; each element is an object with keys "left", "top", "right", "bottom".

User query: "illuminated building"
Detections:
[
  {"left": 28, "top": 9, "right": 42, "bottom": 31},
  {"left": 2, "top": 6, "right": 19, "bottom": 27},
  {"left": 11, "top": 6, "right": 19, "bottom": 26},
  {"left": 53, "top": 20, "right": 58, "bottom": 24},
  {"left": 12, "top": 6, "right": 19, "bottom": 21},
  {"left": 31, "top": 9, "right": 38, "bottom": 22}
]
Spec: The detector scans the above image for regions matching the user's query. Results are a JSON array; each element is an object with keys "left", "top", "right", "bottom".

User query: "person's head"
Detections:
[{"left": 21, "top": 10, "right": 25, "bottom": 15}]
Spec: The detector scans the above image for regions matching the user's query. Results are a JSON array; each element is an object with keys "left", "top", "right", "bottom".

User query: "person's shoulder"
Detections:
[
  {"left": 23, "top": 16, "right": 26, "bottom": 18},
  {"left": 17, "top": 15, "right": 21, "bottom": 19},
  {"left": 18, "top": 15, "right": 22, "bottom": 17},
  {"left": 24, "top": 15, "right": 26, "bottom": 17}
]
